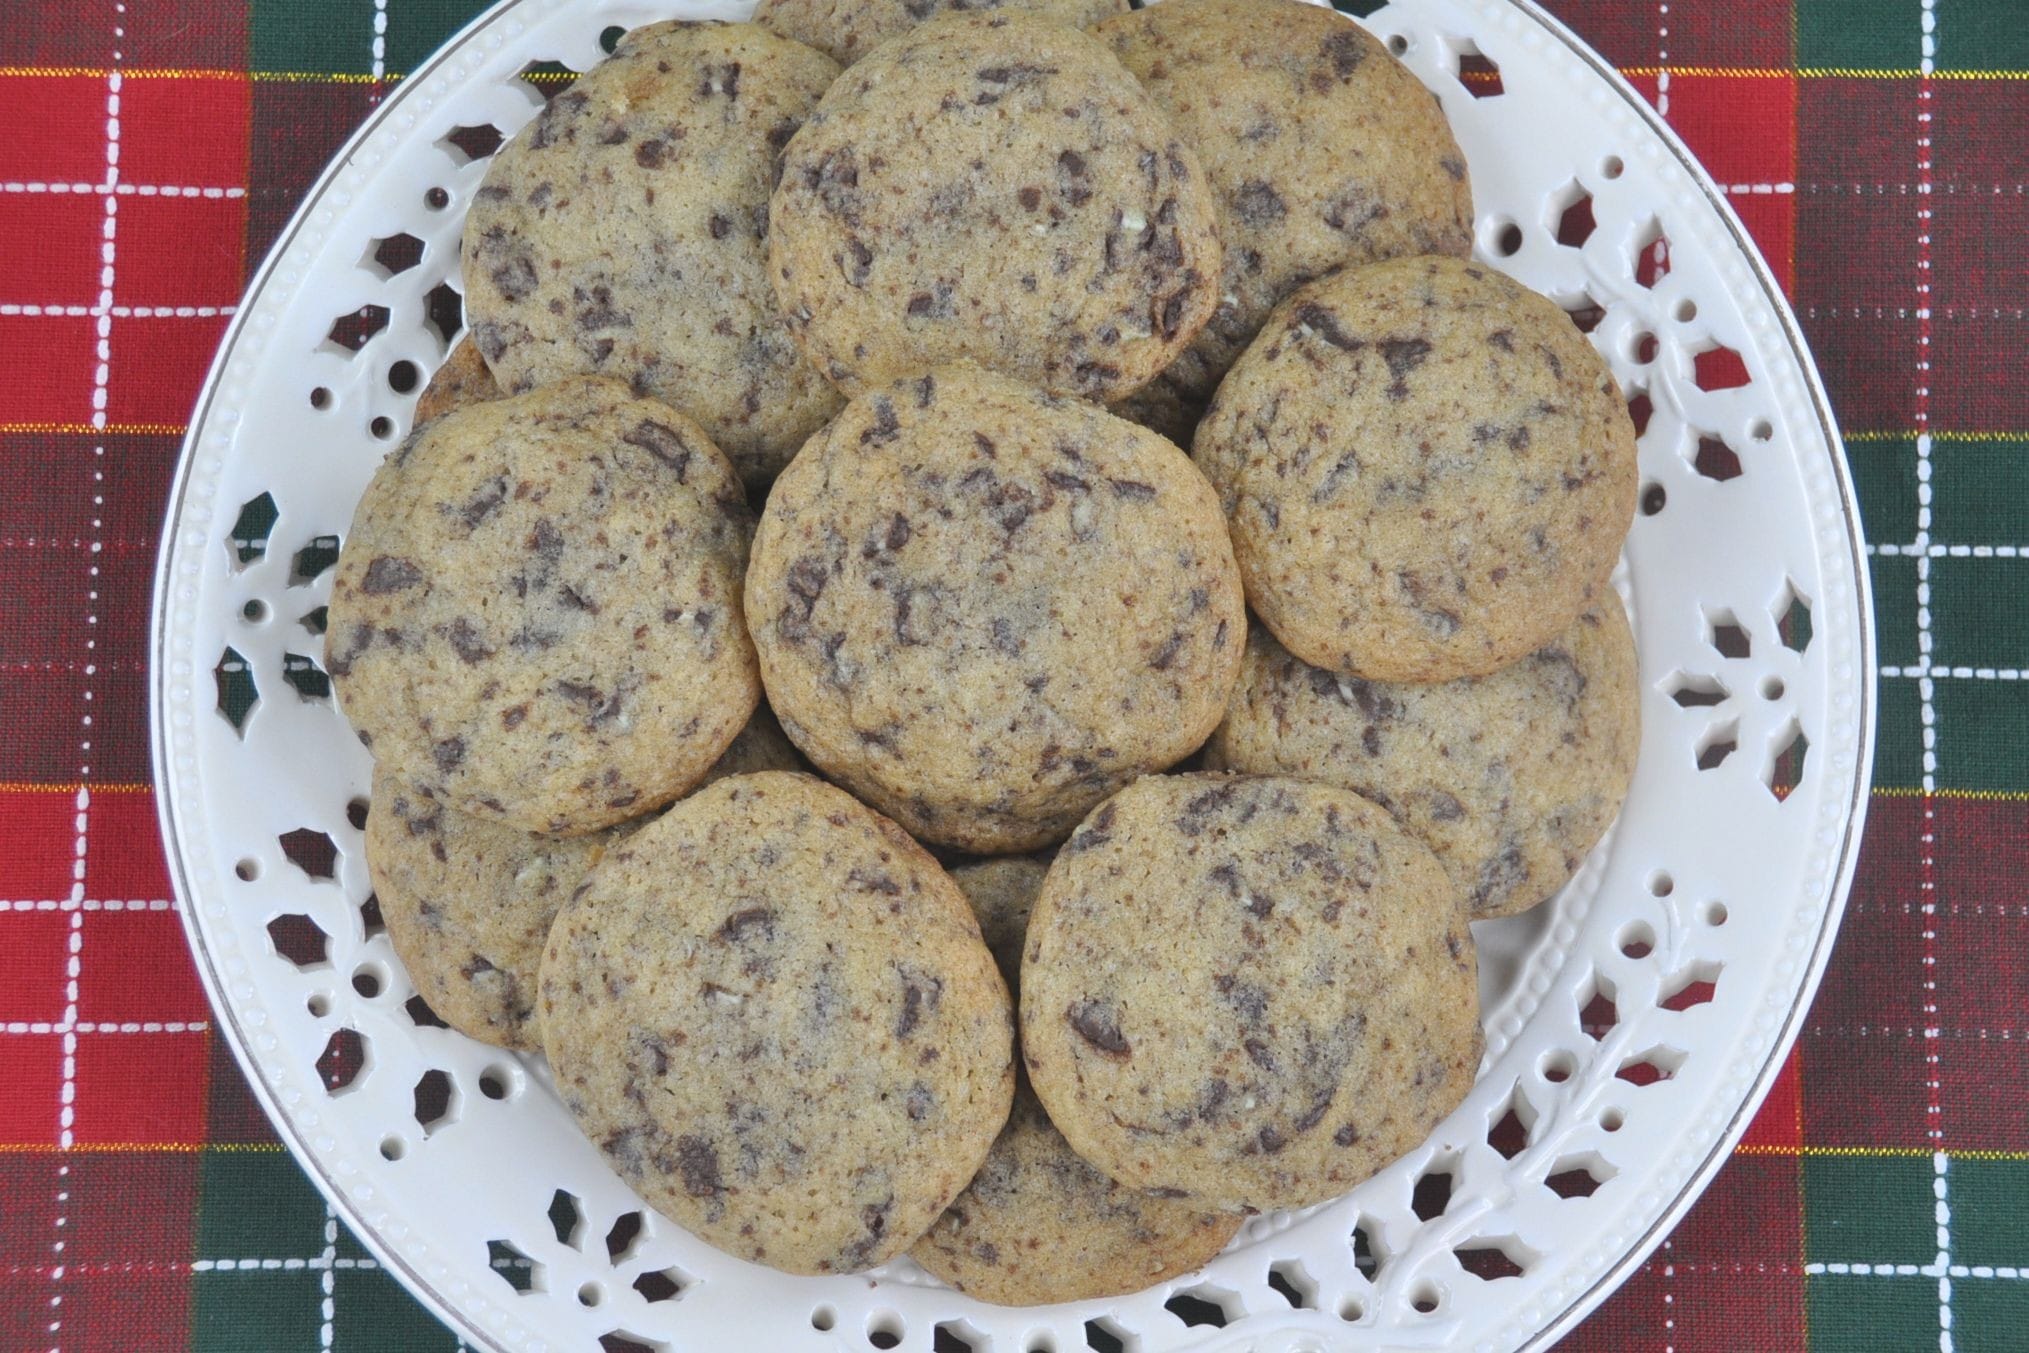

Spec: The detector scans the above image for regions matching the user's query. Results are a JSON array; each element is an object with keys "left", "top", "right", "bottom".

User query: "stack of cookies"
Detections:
[{"left": 325, "top": 0, "right": 1640, "bottom": 1304}]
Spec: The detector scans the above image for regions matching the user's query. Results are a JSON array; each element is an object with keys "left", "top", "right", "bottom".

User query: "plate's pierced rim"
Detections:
[
  {"left": 1472, "top": 9, "right": 1874, "bottom": 1351},
  {"left": 148, "top": 1, "right": 1876, "bottom": 1350}
]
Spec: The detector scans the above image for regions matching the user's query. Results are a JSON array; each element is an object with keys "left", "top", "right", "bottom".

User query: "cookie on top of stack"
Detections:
[
  {"left": 744, "top": 366, "right": 1245, "bottom": 854},
  {"left": 461, "top": 21, "right": 843, "bottom": 488},
  {"left": 324, "top": 0, "right": 1641, "bottom": 1307}
]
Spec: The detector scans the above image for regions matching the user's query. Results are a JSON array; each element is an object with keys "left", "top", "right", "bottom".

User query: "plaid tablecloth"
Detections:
[{"left": 0, "top": 1, "right": 2021, "bottom": 1349}]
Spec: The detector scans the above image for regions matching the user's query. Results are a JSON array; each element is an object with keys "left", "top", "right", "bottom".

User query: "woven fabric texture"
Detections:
[{"left": 0, "top": 1, "right": 2022, "bottom": 1348}]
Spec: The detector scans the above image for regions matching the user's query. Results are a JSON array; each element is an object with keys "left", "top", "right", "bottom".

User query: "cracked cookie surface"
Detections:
[
  {"left": 1020, "top": 773, "right": 1481, "bottom": 1212},
  {"left": 1096, "top": 0, "right": 1472, "bottom": 428},
  {"left": 462, "top": 21, "right": 842, "bottom": 487},
  {"left": 538, "top": 772, "right": 1014, "bottom": 1275},
  {"left": 327, "top": 376, "right": 758, "bottom": 835},
  {"left": 754, "top": 0, "right": 1126, "bottom": 67},
  {"left": 1194, "top": 255, "right": 1637, "bottom": 682},
  {"left": 367, "top": 706, "right": 807, "bottom": 1049},
  {"left": 910, "top": 855, "right": 1239, "bottom": 1304},
  {"left": 767, "top": 12, "right": 1222, "bottom": 403},
  {"left": 1206, "top": 607, "right": 1639, "bottom": 919},
  {"left": 746, "top": 367, "right": 1245, "bottom": 853}
]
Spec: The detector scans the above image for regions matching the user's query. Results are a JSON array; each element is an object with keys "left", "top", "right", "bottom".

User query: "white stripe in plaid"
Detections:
[
  {"left": 319, "top": 1207, "right": 339, "bottom": 1353},
  {"left": 4, "top": 899, "right": 177, "bottom": 910},
  {"left": 46, "top": 10, "right": 126, "bottom": 1348},
  {"left": 1, "top": 1258, "right": 385, "bottom": 1275},
  {"left": 1, "top": 183, "right": 246, "bottom": 198},
  {"left": 1810, "top": 306, "right": 2029, "bottom": 320},
  {"left": 201, "top": 1257, "right": 383, "bottom": 1273},
  {"left": 1912, "top": 8, "right": 1955, "bottom": 1353},
  {"left": 2, "top": 1022, "right": 208, "bottom": 1034},
  {"left": 1882, "top": 667, "right": 2028, "bottom": 680},
  {"left": 1873, "top": 544, "right": 2029, "bottom": 557},
  {"left": 1810, "top": 1263, "right": 2029, "bottom": 1280},
  {"left": 0, "top": 306, "right": 238, "bottom": 317}
]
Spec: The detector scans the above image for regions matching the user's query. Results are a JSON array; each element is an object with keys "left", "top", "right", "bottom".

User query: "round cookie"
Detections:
[
  {"left": 1195, "top": 256, "right": 1637, "bottom": 682},
  {"left": 767, "top": 13, "right": 1224, "bottom": 404},
  {"left": 538, "top": 772, "right": 1014, "bottom": 1275},
  {"left": 327, "top": 376, "right": 759, "bottom": 836},
  {"left": 754, "top": 0, "right": 1128, "bottom": 67},
  {"left": 1205, "top": 607, "right": 1640, "bottom": 919},
  {"left": 917, "top": 852, "right": 1240, "bottom": 1304},
  {"left": 1096, "top": 0, "right": 1472, "bottom": 422},
  {"left": 746, "top": 367, "right": 1246, "bottom": 853},
  {"left": 368, "top": 706, "right": 809, "bottom": 1049},
  {"left": 463, "top": 22, "right": 842, "bottom": 486},
  {"left": 412, "top": 339, "right": 500, "bottom": 425},
  {"left": 1021, "top": 774, "right": 1482, "bottom": 1212}
]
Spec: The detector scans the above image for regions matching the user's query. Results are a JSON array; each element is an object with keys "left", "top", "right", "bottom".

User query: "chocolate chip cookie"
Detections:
[
  {"left": 367, "top": 768, "right": 636, "bottom": 1050},
  {"left": 327, "top": 376, "right": 759, "bottom": 836},
  {"left": 1021, "top": 774, "right": 1482, "bottom": 1212},
  {"left": 367, "top": 703, "right": 808, "bottom": 1049},
  {"left": 539, "top": 772, "right": 1014, "bottom": 1275},
  {"left": 746, "top": 367, "right": 1245, "bottom": 853},
  {"left": 1206, "top": 606, "right": 1639, "bottom": 918},
  {"left": 411, "top": 339, "right": 499, "bottom": 425},
  {"left": 913, "top": 853, "right": 1240, "bottom": 1304},
  {"left": 1195, "top": 256, "right": 1638, "bottom": 682},
  {"left": 463, "top": 21, "right": 842, "bottom": 487},
  {"left": 1096, "top": 0, "right": 1472, "bottom": 425},
  {"left": 767, "top": 12, "right": 1223, "bottom": 403},
  {"left": 754, "top": 0, "right": 1128, "bottom": 67}
]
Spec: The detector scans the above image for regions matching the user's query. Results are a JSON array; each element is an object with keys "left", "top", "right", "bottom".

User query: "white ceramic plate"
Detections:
[{"left": 151, "top": 2, "right": 1874, "bottom": 1349}]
